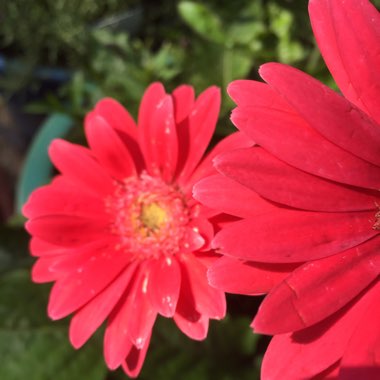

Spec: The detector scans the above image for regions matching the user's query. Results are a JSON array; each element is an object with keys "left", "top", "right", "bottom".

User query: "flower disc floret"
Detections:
[{"left": 107, "top": 172, "right": 191, "bottom": 259}]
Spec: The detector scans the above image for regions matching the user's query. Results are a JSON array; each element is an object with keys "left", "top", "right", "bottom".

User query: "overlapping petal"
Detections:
[
  {"left": 309, "top": 0, "right": 380, "bottom": 123},
  {"left": 198, "top": 1, "right": 380, "bottom": 378},
  {"left": 23, "top": 82, "right": 229, "bottom": 378},
  {"left": 85, "top": 112, "right": 136, "bottom": 179},
  {"left": 261, "top": 282, "right": 380, "bottom": 379}
]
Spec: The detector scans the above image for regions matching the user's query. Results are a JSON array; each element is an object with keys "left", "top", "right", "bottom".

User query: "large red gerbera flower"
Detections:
[
  {"left": 195, "top": 0, "right": 380, "bottom": 378},
  {"left": 23, "top": 83, "right": 250, "bottom": 377}
]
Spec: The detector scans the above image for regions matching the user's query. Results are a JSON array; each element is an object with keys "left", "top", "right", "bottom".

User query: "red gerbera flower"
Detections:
[
  {"left": 23, "top": 83, "right": 250, "bottom": 377},
  {"left": 195, "top": 0, "right": 380, "bottom": 378}
]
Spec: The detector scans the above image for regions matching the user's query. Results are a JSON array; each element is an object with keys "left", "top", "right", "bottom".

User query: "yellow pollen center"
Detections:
[{"left": 140, "top": 202, "right": 168, "bottom": 231}]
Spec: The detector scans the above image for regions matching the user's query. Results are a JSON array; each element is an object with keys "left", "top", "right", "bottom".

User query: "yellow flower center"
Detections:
[
  {"left": 107, "top": 172, "right": 198, "bottom": 259},
  {"left": 140, "top": 202, "right": 168, "bottom": 233}
]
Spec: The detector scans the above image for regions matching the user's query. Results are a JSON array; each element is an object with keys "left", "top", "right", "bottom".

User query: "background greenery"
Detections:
[{"left": 2, "top": 1, "right": 376, "bottom": 379}]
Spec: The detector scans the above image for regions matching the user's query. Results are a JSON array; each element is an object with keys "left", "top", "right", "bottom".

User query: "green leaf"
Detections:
[
  {"left": 0, "top": 270, "right": 107, "bottom": 380},
  {"left": 0, "top": 225, "right": 30, "bottom": 273},
  {"left": 178, "top": 1, "right": 225, "bottom": 43},
  {"left": 16, "top": 113, "right": 74, "bottom": 212}
]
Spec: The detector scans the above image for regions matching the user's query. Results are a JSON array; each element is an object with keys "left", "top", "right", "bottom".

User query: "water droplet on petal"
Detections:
[{"left": 135, "top": 337, "right": 143, "bottom": 348}]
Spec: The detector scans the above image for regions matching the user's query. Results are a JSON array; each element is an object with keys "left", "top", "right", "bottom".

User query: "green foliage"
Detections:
[
  {"left": 0, "top": 225, "right": 30, "bottom": 274},
  {"left": 0, "top": 270, "right": 107, "bottom": 380},
  {"left": 1, "top": 0, "right": 325, "bottom": 123},
  {"left": 178, "top": 2, "right": 225, "bottom": 43},
  {"left": 0, "top": 0, "right": 136, "bottom": 65},
  {"left": 16, "top": 113, "right": 74, "bottom": 212}
]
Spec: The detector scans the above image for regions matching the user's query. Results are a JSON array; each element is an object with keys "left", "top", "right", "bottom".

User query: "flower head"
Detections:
[
  {"left": 23, "top": 83, "right": 250, "bottom": 377},
  {"left": 195, "top": 0, "right": 380, "bottom": 378}
]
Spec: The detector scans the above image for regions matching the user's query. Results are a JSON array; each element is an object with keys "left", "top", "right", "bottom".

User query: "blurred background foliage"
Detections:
[{"left": 1, "top": 0, "right": 377, "bottom": 379}]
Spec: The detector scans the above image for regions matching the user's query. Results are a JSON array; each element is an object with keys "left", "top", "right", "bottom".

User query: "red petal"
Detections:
[
  {"left": 309, "top": 0, "right": 380, "bottom": 124},
  {"left": 261, "top": 282, "right": 380, "bottom": 379},
  {"left": 259, "top": 63, "right": 380, "bottom": 168},
  {"left": 216, "top": 147, "right": 379, "bottom": 212},
  {"left": 208, "top": 257, "right": 296, "bottom": 295},
  {"left": 228, "top": 79, "right": 289, "bottom": 109},
  {"left": 339, "top": 282, "right": 380, "bottom": 379},
  {"left": 138, "top": 82, "right": 166, "bottom": 170},
  {"left": 94, "top": 97, "right": 137, "bottom": 136},
  {"left": 177, "top": 86, "right": 221, "bottom": 184},
  {"left": 213, "top": 209, "right": 378, "bottom": 263},
  {"left": 49, "top": 139, "right": 114, "bottom": 196},
  {"left": 181, "top": 226, "right": 205, "bottom": 252},
  {"left": 172, "top": 84, "right": 195, "bottom": 124},
  {"left": 122, "top": 333, "right": 152, "bottom": 378},
  {"left": 184, "top": 131, "right": 254, "bottom": 193},
  {"left": 313, "top": 362, "right": 340, "bottom": 380},
  {"left": 173, "top": 312, "right": 209, "bottom": 341},
  {"left": 173, "top": 258, "right": 208, "bottom": 340},
  {"left": 47, "top": 245, "right": 131, "bottom": 320},
  {"left": 94, "top": 98, "right": 144, "bottom": 173},
  {"left": 193, "top": 173, "right": 276, "bottom": 218},
  {"left": 104, "top": 331, "right": 133, "bottom": 370},
  {"left": 69, "top": 262, "right": 138, "bottom": 348},
  {"left": 31, "top": 257, "right": 61, "bottom": 283},
  {"left": 30, "top": 237, "right": 70, "bottom": 257},
  {"left": 173, "top": 86, "right": 195, "bottom": 177},
  {"left": 189, "top": 217, "right": 214, "bottom": 252},
  {"left": 230, "top": 101, "right": 380, "bottom": 190},
  {"left": 25, "top": 215, "right": 109, "bottom": 247},
  {"left": 23, "top": 183, "right": 105, "bottom": 219},
  {"left": 104, "top": 264, "right": 156, "bottom": 369},
  {"left": 126, "top": 268, "right": 157, "bottom": 349},
  {"left": 180, "top": 254, "right": 226, "bottom": 319},
  {"left": 147, "top": 256, "right": 181, "bottom": 317},
  {"left": 253, "top": 237, "right": 380, "bottom": 334},
  {"left": 85, "top": 113, "right": 136, "bottom": 180},
  {"left": 146, "top": 95, "right": 178, "bottom": 182}
]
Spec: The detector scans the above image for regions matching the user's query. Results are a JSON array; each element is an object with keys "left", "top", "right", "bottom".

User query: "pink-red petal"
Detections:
[
  {"left": 215, "top": 147, "right": 379, "bottom": 212},
  {"left": 208, "top": 257, "right": 296, "bottom": 295},
  {"left": 30, "top": 237, "right": 70, "bottom": 257},
  {"left": 184, "top": 131, "right": 254, "bottom": 193},
  {"left": 253, "top": 237, "right": 380, "bottom": 334},
  {"left": 177, "top": 86, "right": 221, "bottom": 184},
  {"left": 309, "top": 0, "right": 380, "bottom": 124},
  {"left": 339, "top": 282, "right": 380, "bottom": 379},
  {"left": 25, "top": 215, "right": 109, "bottom": 247},
  {"left": 122, "top": 333, "right": 152, "bottom": 378},
  {"left": 259, "top": 63, "right": 380, "bottom": 168},
  {"left": 180, "top": 254, "right": 226, "bottom": 320},
  {"left": 173, "top": 312, "right": 209, "bottom": 341},
  {"left": 145, "top": 95, "right": 178, "bottom": 181},
  {"left": 126, "top": 268, "right": 157, "bottom": 349},
  {"left": 94, "top": 97, "right": 138, "bottom": 136},
  {"left": 23, "top": 183, "right": 105, "bottom": 219},
  {"left": 47, "top": 245, "right": 131, "bottom": 320},
  {"left": 137, "top": 82, "right": 166, "bottom": 170},
  {"left": 261, "top": 282, "right": 380, "bottom": 379},
  {"left": 31, "top": 257, "right": 61, "bottom": 283},
  {"left": 104, "top": 264, "right": 156, "bottom": 369},
  {"left": 230, "top": 102, "right": 380, "bottom": 190},
  {"left": 213, "top": 209, "right": 378, "bottom": 263},
  {"left": 147, "top": 256, "right": 181, "bottom": 317},
  {"left": 85, "top": 113, "right": 136, "bottom": 180},
  {"left": 48, "top": 139, "right": 114, "bottom": 196},
  {"left": 172, "top": 84, "right": 195, "bottom": 124},
  {"left": 193, "top": 173, "right": 276, "bottom": 218},
  {"left": 69, "top": 262, "right": 138, "bottom": 349}
]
